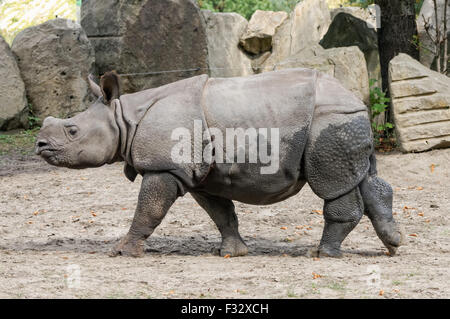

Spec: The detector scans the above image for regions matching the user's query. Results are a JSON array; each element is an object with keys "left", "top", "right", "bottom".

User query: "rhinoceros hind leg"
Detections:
[
  {"left": 192, "top": 192, "right": 248, "bottom": 257},
  {"left": 109, "top": 173, "right": 178, "bottom": 257},
  {"left": 359, "top": 174, "right": 404, "bottom": 256},
  {"left": 313, "top": 187, "right": 364, "bottom": 258}
]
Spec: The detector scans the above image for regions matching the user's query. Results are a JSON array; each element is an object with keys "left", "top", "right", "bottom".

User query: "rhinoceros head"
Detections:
[{"left": 35, "top": 72, "right": 122, "bottom": 169}]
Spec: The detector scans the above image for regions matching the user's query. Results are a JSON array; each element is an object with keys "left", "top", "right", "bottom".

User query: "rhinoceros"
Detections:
[{"left": 35, "top": 68, "right": 403, "bottom": 258}]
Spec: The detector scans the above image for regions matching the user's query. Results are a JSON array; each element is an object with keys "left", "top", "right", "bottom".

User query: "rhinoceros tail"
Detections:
[{"left": 368, "top": 152, "right": 378, "bottom": 176}]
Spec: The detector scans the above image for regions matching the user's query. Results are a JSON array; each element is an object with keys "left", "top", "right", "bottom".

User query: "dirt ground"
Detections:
[{"left": 0, "top": 148, "right": 449, "bottom": 299}]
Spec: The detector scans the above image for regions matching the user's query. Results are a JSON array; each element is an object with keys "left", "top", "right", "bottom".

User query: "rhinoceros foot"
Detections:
[
  {"left": 308, "top": 246, "right": 343, "bottom": 258},
  {"left": 376, "top": 222, "right": 405, "bottom": 257},
  {"left": 109, "top": 234, "right": 145, "bottom": 258},
  {"left": 212, "top": 236, "right": 249, "bottom": 257}
]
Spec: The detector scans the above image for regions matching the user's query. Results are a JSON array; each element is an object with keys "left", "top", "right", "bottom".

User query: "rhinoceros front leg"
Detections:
[
  {"left": 191, "top": 192, "right": 248, "bottom": 257},
  {"left": 109, "top": 173, "right": 178, "bottom": 257},
  {"left": 312, "top": 187, "right": 364, "bottom": 258}
]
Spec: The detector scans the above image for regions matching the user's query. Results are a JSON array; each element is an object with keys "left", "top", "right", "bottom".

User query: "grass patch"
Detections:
[
  {"left": 0, "top": 128, "right": 39, "bottom": 156},
  {"left": 306, "top": 282, "right": 321, "bottom": 295},
  {"left": 326, "top": 280, "right": 347, "bottom": 291},
  {"left": 286, "top": 288, "right": 299, "bottom": 298}
]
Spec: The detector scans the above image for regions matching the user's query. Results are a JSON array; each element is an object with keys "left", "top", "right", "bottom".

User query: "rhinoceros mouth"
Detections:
[
  {"left": 39, "top": 150, "right": 63, "bottom": 166},
  {"left": 36, "top": 148, "right": 59, "bottom": 157},
  {"left": 39, "top": 149, "right": 58, "bottom": 157}
]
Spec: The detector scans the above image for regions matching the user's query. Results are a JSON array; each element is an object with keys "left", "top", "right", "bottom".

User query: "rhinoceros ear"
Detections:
[
  {"left": 88, "top": 74, "right": 102, "bottom": 98},
  {"left": 100, "top": 71, "right": 121, "bottom": 104}
]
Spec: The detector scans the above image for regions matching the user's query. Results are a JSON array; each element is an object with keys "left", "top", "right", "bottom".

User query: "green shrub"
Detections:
[
  {"left": 369, "top": 79, "right": 396, "bottom": 150},
  {"left": 197, "top": 0, "right": 298, "bottom": 20},
  {"left": 27, "top": 103, "right": 41, "bottom": 130}
]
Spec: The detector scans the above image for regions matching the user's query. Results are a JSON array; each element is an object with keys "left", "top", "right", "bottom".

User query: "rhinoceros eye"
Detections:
[{"left": 65, "top": 125, "right": 79, "bottom": 138}]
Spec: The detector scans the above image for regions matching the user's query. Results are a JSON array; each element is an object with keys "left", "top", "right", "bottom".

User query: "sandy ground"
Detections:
[{"left": 0, "top": 149, "right": 449, "bottom": 299}]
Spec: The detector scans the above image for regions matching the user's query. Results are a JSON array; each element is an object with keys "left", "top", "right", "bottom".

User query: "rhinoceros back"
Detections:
[{"left": 305, "top": 72, "right": 373, "bottom": 200}]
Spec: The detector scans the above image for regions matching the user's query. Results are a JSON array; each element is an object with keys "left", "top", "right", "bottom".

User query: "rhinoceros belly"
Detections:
[{"left": 195, "top": 162, "right": 307, "bottom": 205}]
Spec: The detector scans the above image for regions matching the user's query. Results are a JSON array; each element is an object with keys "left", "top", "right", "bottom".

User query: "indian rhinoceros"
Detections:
[{"left": 35, "top": 68, "right": 404, "bottom": 258}]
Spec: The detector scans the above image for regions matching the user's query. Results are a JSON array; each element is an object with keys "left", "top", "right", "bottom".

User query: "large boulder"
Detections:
[
  {"left": 202, "top": 11, "right": 252, "bottom": 78},
  {"left": 417, "top": 0, "right": 450, "bottom": 71},
  {"left": 289, "top": 0, "right": 331, "bottom": 54},
  {"left": 330, "top": 6, "right": 378, "bottom": 29},
  {"left": 320, "top": 12, "right": 382, "bottom": 87},
  {"left": 239, "top": 10, "right": 288, "bottom": 55},
  {"left": 259, "top": 0, "right": 331, "bottom": 71},
  {"left": 11, "top": 19, "right": 95, "bottom": 120},
  {"left": 273, "top": 45, "right": 370, "bottom": 104},
  {"left": 389, "top": 53, "right": 450, "bottom": 152},
  {"left": 0, "top": 36, "right": 28, "bottom": 130},
  {"left": 81, "top": 0, "right": 208, "bottom": 93}
]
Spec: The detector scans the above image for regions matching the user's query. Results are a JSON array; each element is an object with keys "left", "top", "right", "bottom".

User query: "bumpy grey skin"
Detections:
[{"left": 35, "top": 69, "right": 403, "bottom": 258}]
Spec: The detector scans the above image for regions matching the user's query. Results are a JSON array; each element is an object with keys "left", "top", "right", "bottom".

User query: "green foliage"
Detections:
[
  {"left": 28, "top": 115, "right": 40, "bottom": 129},
  {"left": 0, "top": 0, "right": 76, "bottom": 44},
  {"left": 27, "top": 103, "right": 41, "bottom": 130},
  {"left": 369, "top": 79, "right": 393, "bottom": 133},
  {"left": 197, "top": 0, "right": 298, "bottom": 20},
  {"left": 369, "top": 79, "right": 396, "bottom": 151},
  {"left": 414, "top": 0, "right": 425, "bottom": 15},
  {"left": 347, "top": 0, "right": 374, "bottom": 8},
  {"left": 348, "top": 0, "right": 424, "bottom": 14}
]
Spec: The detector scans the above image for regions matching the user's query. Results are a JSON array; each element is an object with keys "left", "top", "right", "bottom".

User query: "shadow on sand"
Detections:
[{"left": 0, "top": 235, "right": 387, "bottom": 258}]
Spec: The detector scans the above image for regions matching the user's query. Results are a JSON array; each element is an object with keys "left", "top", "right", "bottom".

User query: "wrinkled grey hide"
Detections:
[{"left": 36, "top": 68, "right": 403, "bottom": 258}]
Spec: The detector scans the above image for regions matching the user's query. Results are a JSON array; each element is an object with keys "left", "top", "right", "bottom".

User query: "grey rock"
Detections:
[
  {"left": 239, "top": 10, "right": 288, "bottom": 55},
  {"left": 274, "top": 45, "right": 370, "bottom": 104},
  {"left": 81, "top": 0, "right": 208, "bottom": 93},
  {"left": 330, "top": 6, "right": 378, "bottom": 29},
  {"left": 320, "top": 12, "right": 382, "bottom": 88},
  {"left": 202, "top": 10, "right": 252, "bottom": 77},
  {"left": 0, "top": 35, "right": 28, "bottom": 130},
  {"left": 11, "top": 19, "right": 95, "bottom": 120},
  {"left": 389, "top": 53, "right": 450, "bottom": 152},
  {"left": 259, "top": 0, "right": 331, "bottom": 71}
]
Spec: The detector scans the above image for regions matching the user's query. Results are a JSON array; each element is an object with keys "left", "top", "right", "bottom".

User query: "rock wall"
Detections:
[
  {"left": 389, "top": 53, "right": 450, "bottom": 152},
  {"left": 0, "top": 36, "right": 28, "bottom": 130},
  {"left": 2, "top": 1, "right": 385, "bottom": 130}
]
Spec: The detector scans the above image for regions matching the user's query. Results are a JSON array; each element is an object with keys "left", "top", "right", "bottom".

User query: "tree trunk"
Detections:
[{"left": 375, "top": 0, "right": 420, "bottom": 93}]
